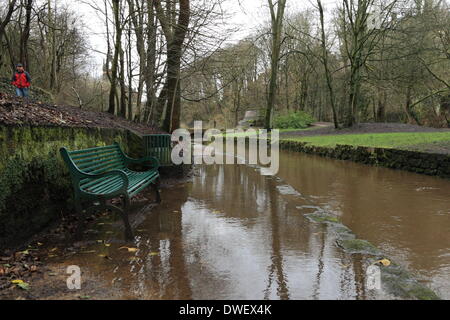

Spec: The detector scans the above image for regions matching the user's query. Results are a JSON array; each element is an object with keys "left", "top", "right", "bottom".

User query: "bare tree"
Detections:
[
  {"left": 265, "top": 0, "right": 287, "bottom": 130},
  {"left": 154, "top": 0, "right": 191, "bottom": 133},
  {"left": 317, "top": 0, "right": 339, "bottom": 129}
]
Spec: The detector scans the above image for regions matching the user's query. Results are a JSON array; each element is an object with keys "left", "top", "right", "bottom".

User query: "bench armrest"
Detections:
[
  {"left": 79, "top": 170, "right": 129, "bottom": 196},
  {"left": 124, "top": 155, "right": 160, "bottom": 169}
]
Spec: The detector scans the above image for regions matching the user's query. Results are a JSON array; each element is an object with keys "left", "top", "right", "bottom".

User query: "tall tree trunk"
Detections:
[
  {"left": 404, "top": 86, "right": 421, "bottom": 125},
  {"left": 47, "top": 0, "right": 58, "bottom": 91},
  {"left": 128, "top": 0, "right": 147, "bottom": 122},
  {"left": 0, "top": 0, "right": 18, "bottom": 68},
  {"left": 376, "top": 88, "right": 386, "bottom": 122},
  {"left": 145, "top": 0, "right": 157, "bottom": 124},
  {"left": 265, "top": 0, "right": 287, "bottom": 130},
  {"left": 154, "top": 0, "right": 190, "bottom": 133},
  {"left": 127, "top": 22, "right": 133, "bottom": 120},
  {"left": 119, "top": 47, "right": 127, "bottom": 118},
  {"left": 108, "top": 0, "right": 123, "bottom": 115},
  {"left": 318, "top": 0, "right": 339, "bottom": 129},
  {"left": 20, "top": 0, "right": 33, "bottom": 69}
]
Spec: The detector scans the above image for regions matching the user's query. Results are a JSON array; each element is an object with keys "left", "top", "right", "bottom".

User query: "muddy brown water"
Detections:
[{"left": 49, "top": 149, "right": 450, "bottom": 300}]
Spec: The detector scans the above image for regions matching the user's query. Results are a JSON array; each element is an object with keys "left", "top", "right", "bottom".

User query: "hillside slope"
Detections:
[{"left": 0, "top": 92, "right": 163, "bottom": 135}]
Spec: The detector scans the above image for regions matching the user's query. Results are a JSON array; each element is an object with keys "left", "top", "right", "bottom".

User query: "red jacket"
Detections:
[{"left": 12, "top": 71, "right": 31, "bottom": 89}]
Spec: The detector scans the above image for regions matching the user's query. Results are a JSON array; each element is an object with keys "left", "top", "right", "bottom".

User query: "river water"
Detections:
[{"left": 53, "top": 149, "right": 450, "bottom": 300}]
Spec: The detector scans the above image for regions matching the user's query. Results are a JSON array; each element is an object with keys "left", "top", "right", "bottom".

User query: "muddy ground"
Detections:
[{"left": 0, "top": 176, "right": 190, "bottom": 301}]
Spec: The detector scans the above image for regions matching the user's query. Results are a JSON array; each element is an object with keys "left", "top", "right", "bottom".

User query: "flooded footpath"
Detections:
[{"left": 11, "top": 148, "right": 450, "bottom": 300}]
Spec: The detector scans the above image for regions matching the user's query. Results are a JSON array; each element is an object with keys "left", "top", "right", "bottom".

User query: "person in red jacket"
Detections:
[{"left": 11, "top": 63, "right": 32, "bottom": 98}]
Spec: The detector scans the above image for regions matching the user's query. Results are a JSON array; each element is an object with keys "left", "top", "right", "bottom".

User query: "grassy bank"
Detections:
[{"left": 283, "top": 132, "right": 450, "bottom": 153}]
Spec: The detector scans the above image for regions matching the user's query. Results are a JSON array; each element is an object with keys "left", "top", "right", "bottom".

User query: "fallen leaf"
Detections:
[
  {"left": 128, "top": 257, "right": 140, "bottom": 262},
  {"left": 11, "top": 280, "right": 24, "bottom": 284},
  {"left": 377, "top": 259, "right": 391, "bottom": 267},
  {"left": 79, "top": 296, "right": 91, "bottom": 300},
  {"left": 149, "top": 252, "right": 160, "bottom": 257},
  {"left": 81, "top": 250, "right": 96, "bottom": 254},
  {"left": 17, "top": 282, "right": 30, "bottom": 291},
  {"left": 119, "top": 247, "right": 139, "bottom": 253}
]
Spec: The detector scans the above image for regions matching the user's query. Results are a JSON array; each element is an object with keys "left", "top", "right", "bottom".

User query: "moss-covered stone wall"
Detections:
[
  {"left": 278, "top": 140, "right": 450, "bottom": 179},
  {"left": 0, "top": 125, "right": 143, "bottom": 249}
]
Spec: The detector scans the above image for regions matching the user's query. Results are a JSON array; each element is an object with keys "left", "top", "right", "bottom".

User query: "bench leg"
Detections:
[
  {"left": 152, "top": 181, "right": 162, "bottom": 204},
  {"left": 122, "top": 196, "right": 134, "bottom": 241},
  {"left": 74, "top": 199, "right": 84, "bottom": 240}
]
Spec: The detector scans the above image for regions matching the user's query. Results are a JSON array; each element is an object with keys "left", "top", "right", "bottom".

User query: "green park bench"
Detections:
[{"left": 60, "top": 142, "right": 161, "bottom": 240}]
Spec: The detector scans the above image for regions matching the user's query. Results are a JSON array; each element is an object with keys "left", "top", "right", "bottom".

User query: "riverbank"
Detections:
[
  {"left": 277, "top": 124, "right": 450, "bottom": 179},
  {"left": 230, "top": 123, "right": 448, "bottom": 178},
  {"left": 281, "top": 123, "right": 450, "bottom": 155}
]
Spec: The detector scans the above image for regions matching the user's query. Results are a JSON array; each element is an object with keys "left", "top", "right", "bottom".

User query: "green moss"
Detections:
[
  {"left": 406, "top": 284, "right": 440, "bottom": 300},
  {"left": 381, "top": 264, "right": 440, "bottom": 300},
  {"left": 305, "top": 212, "right": 340, "bottom": 224},
  {"left": 0, "top": 125, "right": 143, "bottom": 249},
  {"left": 336, "top": 239, "right": 381, "bottom": 255},
  {"left": 331, "top": 224, "right": 356, "bottom": 241}
]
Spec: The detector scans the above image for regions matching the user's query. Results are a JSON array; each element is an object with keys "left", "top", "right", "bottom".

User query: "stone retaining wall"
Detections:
[
  {"left": 279, "top": 140, "right": 450, "bottom": 179},
  {"left": 0, "top": 125, "right": 143, "bottom": 249}
]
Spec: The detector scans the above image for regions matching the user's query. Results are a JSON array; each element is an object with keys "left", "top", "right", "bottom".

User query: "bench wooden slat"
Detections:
[
  {"left": 74, "top": 153, "right": 122, "bottom": 165},
  {"left": 88, "top": 179, "right": 125, "bottom": 194},
  {"left": 70, "top": 148, "right": 119, "bottom": 160},
  {"left": 128, "top": 173, "right": 159, "bottom": 197},
  {"left": 80, "top": 174, "right": 118, "bottom": 189},
  {"left": 78, "top": 159, "right": 125, "bottom": 172},
  {"left": 68, "top": 145, "right": 117, "bottom": 155},
  {"left": 81, "top": 176, "right": 122, "bottom": 193},
  {"left": 85, "top": 162, "right": 127, "bottom": 175}
]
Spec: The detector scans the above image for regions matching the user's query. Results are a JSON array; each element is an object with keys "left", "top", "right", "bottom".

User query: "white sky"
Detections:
[{"left": 64, "top": 0, "right": 339, "bottom": 74}]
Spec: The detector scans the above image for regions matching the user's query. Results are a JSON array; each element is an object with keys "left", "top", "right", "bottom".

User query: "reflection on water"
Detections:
[
  {"left": 277, "top": 151, "right": 450, "bottom": 299},
  {"left": 58, "top": 150, "right": 450, "bottom": 300}
]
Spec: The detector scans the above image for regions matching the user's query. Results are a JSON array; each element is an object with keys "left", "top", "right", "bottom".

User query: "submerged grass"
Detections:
[{"left": 284, "top": 132, "right": 450, "bottom": 150}]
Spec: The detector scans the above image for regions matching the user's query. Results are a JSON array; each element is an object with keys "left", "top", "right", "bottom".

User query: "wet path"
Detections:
[{"left": 51, "top": 150, "right": 450, "bottom": 300}]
